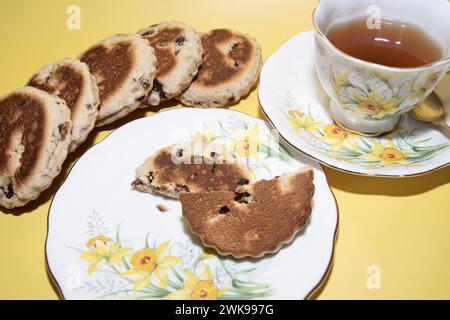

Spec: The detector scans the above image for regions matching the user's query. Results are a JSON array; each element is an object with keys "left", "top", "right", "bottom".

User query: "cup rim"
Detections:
[{"left": 312, "top": 6, "right": 450, "bottom": 73}]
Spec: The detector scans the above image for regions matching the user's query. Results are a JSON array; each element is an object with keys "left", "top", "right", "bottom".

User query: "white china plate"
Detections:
[
  {"left": 46, "top": 108, "right": 338, "bottom": 300},
  {"left": 259, "top": 31, "right": 450, "bottom": 177}
]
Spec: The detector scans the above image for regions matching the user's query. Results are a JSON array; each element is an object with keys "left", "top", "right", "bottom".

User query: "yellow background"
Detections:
[{"left": 0, "top": 0, "right": 449, "bottom": 299}]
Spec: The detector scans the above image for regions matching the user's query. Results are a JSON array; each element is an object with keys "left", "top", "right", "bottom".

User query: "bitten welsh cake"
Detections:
[{"left": 180, "top": 166, "right": 314, "bottom": 258}]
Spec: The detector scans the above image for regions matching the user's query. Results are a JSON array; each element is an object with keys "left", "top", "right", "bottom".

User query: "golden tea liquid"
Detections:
[{"left": 326, "top": 17, "right": 443, "bottom": 68}]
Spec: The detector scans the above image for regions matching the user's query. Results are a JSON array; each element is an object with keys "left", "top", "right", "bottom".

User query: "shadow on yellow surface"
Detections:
[
  {"left": 325, "top": 166, "right": 450, "bottom": 197},
  {"left": 45, "top": 264, "right": 62, "bottom": 299}
]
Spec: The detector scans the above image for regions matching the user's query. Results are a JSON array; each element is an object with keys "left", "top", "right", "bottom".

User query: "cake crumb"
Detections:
[{"left": 156, "top": 204, "right": 170, "bottom": 212}]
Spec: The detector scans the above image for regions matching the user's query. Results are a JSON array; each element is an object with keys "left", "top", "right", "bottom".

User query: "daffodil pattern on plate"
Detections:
[
  {"left": 121, "top": 243, "right": 181, "bottom": 290},
  {"left": 76, "top": 213, "right": 274, "bottom": 300},
  {"left": 165, "top": 265, "right": 228, "bottom": 300},
  {"left": 189, "top": 116, "right": 292, "bottom": 181},
  {"left": 283, "top": 91, "right": 449, "bottom": 168},
  {"left": 80, "top": 235, "right": 132, "bottom": 275}
]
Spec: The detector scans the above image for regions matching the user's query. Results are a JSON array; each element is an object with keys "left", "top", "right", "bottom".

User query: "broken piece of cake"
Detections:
[
  {"left": 180, "top": 165, "right": 315, "bottom": 258},
  {"left": 132, "top": 142, "right": 251, "bottom": 199}
]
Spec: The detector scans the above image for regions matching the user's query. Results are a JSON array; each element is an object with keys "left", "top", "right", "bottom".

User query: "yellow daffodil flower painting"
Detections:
[
  {"left": 78, "top": 213, "right": 274, "bottom": 300},
  {"left": 165, "top": 265, "right": 227, "bottom": 300},
  {"left": 287, "top": 109, "right": 323, "bottom": 132},
  {"left": 329, "top": 65, "right": 351, "bottom": 94},
  {"left": 352, "top": 90, "right": 399, "bottom": 117},
  {"left": 328, "top": 67, "right": 444, "bottom": 120},
  {"left": 121, "top": 242, "right": 181, "bottom": 290},
  {"left": 358, "top": 139, "right": 410, "bottom": 165},
  {"left": 283, "top": 95, "right": 449, "bottom": 168},
  {"left": 190, "top": 119, "right": 292, "bottom": 181},
  {"left": 230, "top": 124, "right": 261, "bottom": 158},
  {"left": 80, "top": 235, "right": 131, "bottom": 275}
]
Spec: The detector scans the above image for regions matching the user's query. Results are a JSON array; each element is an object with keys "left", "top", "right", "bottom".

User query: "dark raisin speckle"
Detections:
[
  {"left": 237, "top": 178, "right": 249, "bottom": 186},
  {"left": 136, "top": 95, "right": 146, "bottom": 103},
  {"left": 234, "top": 192, "right": 251, "bottom": 204},
  {"left": 175, "top": 184, "right": 190, "bottom": 193},
  {"left": 219, "top": 206, "right": 230, "bottom": 214},
  {"left": 176, "top": 149, "right": 183, "bottom": 157},
  {"left": 148, "top": 172, "right": 154, "bottom": 182},
  {"left": 5, "top": 182, "right": 14, "bottom": 199},
  {"left": 175, "top": 37, "right": 185, "bottom": 46},
  {"left": 58, "top": 122, "right": 70, "bottom": 140},
  {"left": 141, "top": 30, "right": 155, "bottom": 36},
  {"left": 152, "top": 79, "right": 167, "bottom": 101}
]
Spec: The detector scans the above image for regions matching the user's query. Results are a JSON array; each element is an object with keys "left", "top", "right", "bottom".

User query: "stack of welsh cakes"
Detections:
[{"left": 0, "top": 21, "right": 262, "bottom": 209}]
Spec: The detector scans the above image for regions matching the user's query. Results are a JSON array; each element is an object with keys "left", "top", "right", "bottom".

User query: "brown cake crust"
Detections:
[
  {"left": 29, "top": 64, "right": 83, "bottom": 115},
  {"left": 80, "top": 40, "right": 133, "bottom": 104},
  {"left": 78, "top": 34, "right": 157, "bottom": 126},
  {"left": 180, "top": 165, "right": 314, "bottom": 258},
  {"left": 27, "top": 58, "right": 100, "bottom": 152},
  {"left": 196, "top": 29, "right": 253, "bottom": 87},
  {"left": 0, "top": 92, "right": 46, "bottom": 186},
  {"left": 138, "top": 21, "right": 203, "bottom": 106},
  {"left": 143, "top": 27, "right": 184, "bottom": 78},
  {"left": 0, "top": 87, "right": 72, "bottom": 208},
  {"left": 179, "top": 29, "right": 262, "bottom": 108}
]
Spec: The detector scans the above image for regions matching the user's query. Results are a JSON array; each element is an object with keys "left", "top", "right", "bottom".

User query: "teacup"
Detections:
[{"left": 313, "top": 0, "right": 450, "bottom": 135}]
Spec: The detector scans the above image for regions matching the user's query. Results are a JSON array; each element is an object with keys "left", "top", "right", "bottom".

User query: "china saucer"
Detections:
[{"left": 259, "top": 31, "right": 450, "bottom": 177}]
